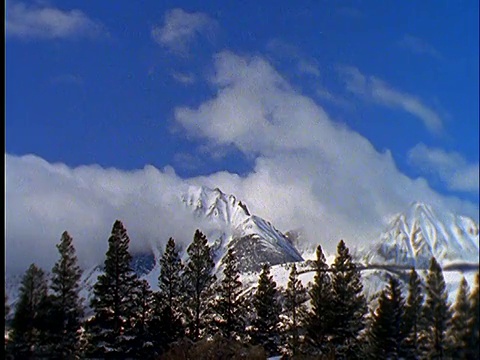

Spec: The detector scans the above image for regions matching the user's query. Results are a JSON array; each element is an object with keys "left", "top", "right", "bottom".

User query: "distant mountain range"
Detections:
[{"left": 6, "top": 186, "right": 479, "bottom": 313}]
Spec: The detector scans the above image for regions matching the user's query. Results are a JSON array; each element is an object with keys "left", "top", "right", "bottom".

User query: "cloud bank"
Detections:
[
  {"left": 6, "top": 52, "right": 478, "bottom": 276},
  {"left": 151, "top": 8, "right": 216, "bottom": 55},
  {"left": 408, "top": 143, "right": 479, "bottom": 194},
  {"left": 6, "top": 1, "right": 104, "bottom": 39}
]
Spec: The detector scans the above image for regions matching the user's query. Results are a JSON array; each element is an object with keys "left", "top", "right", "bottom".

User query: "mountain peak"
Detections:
[
  {"left": 364, "top": 202, "right": 479, "bottom": 268},
  {"left": 180, "top": 185, "right": 303, "bottom": 272}
]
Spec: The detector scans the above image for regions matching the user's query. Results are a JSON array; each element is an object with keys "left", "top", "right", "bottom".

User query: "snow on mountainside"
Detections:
[
  {"left": 6, "top": 185, "right": 304, "bottom": 315},
  {"left": 6, "top": 191, "right": 479, "bottom": 317},
  {"left": 180, "top": 185, "right": 304, "bottom": 272},
  {"left": 361, "top": 202, "right": 479, "bottom": 269}
]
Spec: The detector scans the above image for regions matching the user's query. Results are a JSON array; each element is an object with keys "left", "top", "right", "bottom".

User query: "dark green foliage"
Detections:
[
  {"left": 212, "top": 248, "right": 245, "bottom": 340},
  {"left": 45, "top": 231, "right": 84, "bottom": 359},
  {"left": 402, "top": 268, "right": 425, "bottom": 359},
  {"left": 446, "top": 277, "right": 470, "bottom": 359},
  {"left": 183, "top": 229, "right": 216, "bottom": 341},
  {"left": 128, "top": 279, "right": 156, "bottom": 359},
  {"left": 423, "top": 257, "right": 452, "bottom": 360},
  {"left": 303, "top": 245, "right": 334, "bottom": 355},
  {"left": 466, "top": 272, "right": 479, "bottom": 359},
  {"left": 330, "top": 240, "right": 367, "bottom": 359},
  {"left": 8, "top": 264, "right": 48, "bottom": 358},
  {"left": 85, "top": 220, "right": 141, "bottom": 358},
  {"left": 250, "top": 263, "right": 281, "bottom": 357},
  {"left": 158, "top": 237, "right": 184, "bottom": 346},
  {"left": 284, "top": 262, "right": 308, "bottom": 357},
  {"left": 367, "top": 276, "right": 405, "bottom": 359},
  {"left": 160, "top": 334, "right": 267, "bottom": 360}
]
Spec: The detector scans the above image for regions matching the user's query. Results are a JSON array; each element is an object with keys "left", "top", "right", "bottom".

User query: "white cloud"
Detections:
[
  {"left": 338, "top": 66, "right": 443, "bottom": 135},
  {"left": 151, "top": 8, "right": 216, "bottom": 55},
  {"left": 5, "top": 154, "right": 220, "bottom": 274},
  {"left": 408, "top": 144, "right": 479, "bottom": 194},
  {"left": 175, "top": 52, "right": 477, "bottom": 241},
  {"left": 6, "top": 52, "right": 478, "bottom": 277},
  {"left": 6, "top": 1, "right": 104, "bottom": 39},
  {"left": 399, "top": 35, "right": 442, "bottom": 60}
]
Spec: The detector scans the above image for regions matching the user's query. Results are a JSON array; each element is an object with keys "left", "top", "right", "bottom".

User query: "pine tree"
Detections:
[
  {"left": 128, "top": 279, "right": 155, "bottom": 359},
  {"left": 284, "top": 262, "right": 307, "bottom": 357},
  {"left": 183, "top": 229, "right": 216, "bottom": 341},
  {"left": 212, "top": 248, "right": 245, "bottom": 340},
  {"left": 304, "top": 245, "right": 334, "bottom": 355},
  {"left": 8, "top": 264, "right": 48, "bottom": 358},
  {"left": 330, "top": 240, "right": 367, "bottom": 360},
  {"left": 446, "top": 277, "right": 470, "bottom": 359},
  {"left": 423, "top": 257, "right": 452, "bottom": 360},
  {"left": 402, "top": 268, "right": 425, "bottom": 359},
  {"left": 45, "top": 231, "right": 84, "bottom": 359},
  {"left": 466, "top": 272, "right": 479, "bottom": 359},
  {"left": 158, "top": 237, "right": 184, "bottom": 345},
  {"left": 85, "top": 220, "right": 141, "bottom": 358},
  {"left": 367, "top": 276, "right": 406, "bottom": 359},
  {"left": 250, "top": 263, "right": 281, "bottom": 357}
]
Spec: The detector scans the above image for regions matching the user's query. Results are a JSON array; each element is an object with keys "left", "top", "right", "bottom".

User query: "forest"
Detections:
[{"left": 5, "top": 219, "right": 479, "bottom": 360}]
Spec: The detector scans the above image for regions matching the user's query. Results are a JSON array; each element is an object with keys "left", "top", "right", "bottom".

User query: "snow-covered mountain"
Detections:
[
  {"left": 361, "top": 202, "right": 479, "bottom": 269},
  {"left": 180, "top": 185, "right": 304, "bottom": 273},
  {"left": 6, "top": 191, "right": 479, "bottom": 316}
]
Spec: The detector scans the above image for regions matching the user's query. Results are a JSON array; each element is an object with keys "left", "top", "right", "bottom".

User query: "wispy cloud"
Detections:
[
  {"left": 151, "top": 8, "right": 216, "bottom": 56},
  {"left": 172, "top": 72, "right": 196, "bottom": 85},
  {"left": 338, "top": 66, "right": 443, "bottom": 135},
  {"left": 6, "top": 1, "right": 105, "bottom": 40},
  {"left": 398, "top": 35, "right": 442, "bottom": 60},
  {"left": 408, "top": 144, "right": 479, "bottom": 194},
  {"left": 297, "top": 59, "right": 320, "bottom": 78},
  {"left": 267, "top": 39, "right": 321, "bottom": 78}
]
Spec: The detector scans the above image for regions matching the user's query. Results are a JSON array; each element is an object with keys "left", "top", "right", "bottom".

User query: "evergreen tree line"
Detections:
[{"left": 4, "top": 220, "right": 479, "bottom": 359}]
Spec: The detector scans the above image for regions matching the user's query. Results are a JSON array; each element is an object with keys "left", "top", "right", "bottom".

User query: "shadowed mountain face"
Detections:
[
  {"left": 130, "top": 252, "right": 156, "bottom": 277},
  {"left": 362, "top": 202, "right": 479, "bottom": 269}
]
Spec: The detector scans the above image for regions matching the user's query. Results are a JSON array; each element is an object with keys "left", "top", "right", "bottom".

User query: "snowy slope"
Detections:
[
  {"left": 180, "top": 185, "right": 304, "bottom": 272},
  {"left": 361, "top": 202, "right": 479, "bottom": 269}
]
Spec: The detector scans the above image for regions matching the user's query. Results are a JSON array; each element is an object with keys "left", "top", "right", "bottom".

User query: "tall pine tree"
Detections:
[
  {"left": 402, "top": 268, "right": 425, "bottom": 359},
  {"left": 46, "top": 231, "right": 84, "bottom": 359},
  {"left": 212, "top": 248, "right": 245, "bottom": 340},
  {"left": 283, "top": 262, "right": 307, "bottom": 357},
  {"left": 157, "top": 237, "right": 184, "bottom": 346},
  {"left": 250, "top": 263, "right": 281, "bottom": 357},
  {"left": 466, "top": 272, "right": 479, "bottom": 359},
  {"left": 85, "top": 220, "right": 141, "bottom": 358},
  {"left": 446, "top": 277, "right": 470, "bottom": 359},
  {"left": 183, "top": 229, "right": 216, "bottom": 341},
  {"left": 303, "top": 245, "right": 334, "bottom": 355},
  {"left": 423, "top": 257, "right": 451, "bottom": 360},
  {"left": 7, "top": 264, "right": 48, "bottom": 359},
  {"left": 367, "top": 276, "right": 406, "bottom": 359},
  {"left": 330, "top": 240, "right": 367, "bottom": 360}
]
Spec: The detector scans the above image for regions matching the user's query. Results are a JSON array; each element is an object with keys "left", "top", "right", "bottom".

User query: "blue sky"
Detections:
[{"left": 5, "top": 1, "right": 479, "bottom": 272}]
